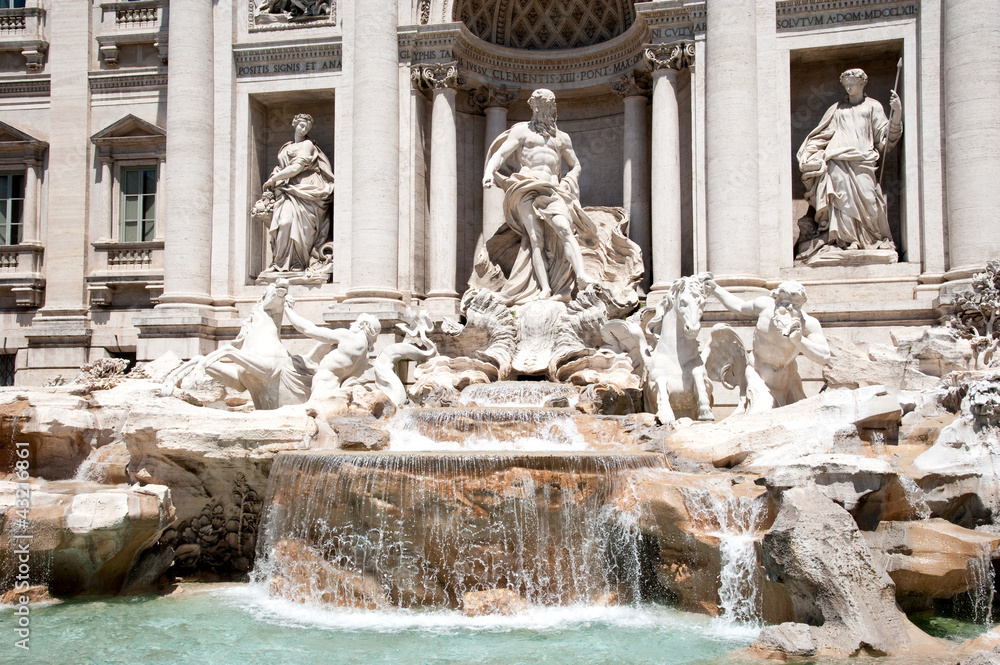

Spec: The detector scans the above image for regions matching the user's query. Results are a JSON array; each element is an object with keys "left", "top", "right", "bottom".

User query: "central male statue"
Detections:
[{"left": 482, "top": 88, "right": 600, "bottom": 304}]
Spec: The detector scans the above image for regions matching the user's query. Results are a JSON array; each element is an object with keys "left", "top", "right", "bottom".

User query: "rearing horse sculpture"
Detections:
[
  {"left": 162, "top": 280, "right": 310, "bottom": 410},
  {"left": 643, "top": 273, "right": 715, "bottom": 424}
]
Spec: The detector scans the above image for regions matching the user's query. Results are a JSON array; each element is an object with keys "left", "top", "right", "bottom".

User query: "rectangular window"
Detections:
[
  {"left": 120, "top": 166, "right": 157, "bottom": 243},
  {"left": 0, "top": 173, "right": 24, "bottom": 246},
  {"left": 0, "top": 354, "right": 14, "bottom": 387},
  {"left": 0, "top": 1, "right": 27, "bottom": 8}
]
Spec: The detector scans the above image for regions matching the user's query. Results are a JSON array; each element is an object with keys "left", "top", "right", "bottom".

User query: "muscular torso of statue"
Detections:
[
  {"left": 753, "top": 308, "right": 803, "bottom": 372},
  {"left": 516, "top": 129, "right": 566, "bottom": 184}
]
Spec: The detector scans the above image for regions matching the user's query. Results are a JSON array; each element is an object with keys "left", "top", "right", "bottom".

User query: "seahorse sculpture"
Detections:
[{"left": 372, "top": 308, "right": 438, "bottom": 406}]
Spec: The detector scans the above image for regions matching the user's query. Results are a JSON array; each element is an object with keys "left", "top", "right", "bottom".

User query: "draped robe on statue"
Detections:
[
  {"left": 470, "top": 129, "right": 642, "bottom": 312},
  {"left": 797, "top": 97, "right": 901, "bottom": 250},
  {"left": 267, "top": 139, "right": 335, "bottom": 271}
]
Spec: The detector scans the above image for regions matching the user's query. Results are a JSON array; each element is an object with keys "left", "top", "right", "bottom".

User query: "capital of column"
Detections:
[
  {"left": 411, "top": 62, "right": 465, "bottom": 92},
  {"left": 610, "top": 70, "right": 652, "bottom": 99},
  {"left": 470, "top": 83, "right": 520, "bottom": 111},
  {"left": 643, "top": 41, "right": 695, "bottom": 73}
]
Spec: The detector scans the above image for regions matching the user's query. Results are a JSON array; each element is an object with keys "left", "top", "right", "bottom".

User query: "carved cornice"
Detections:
[
  {"left": 411, "top": 62, "right": 465, "bottom": 91},
  {"left": 400, "top": 21, "right": 652, "bottom": 91},
  {"left": 470, "top": 83, "right": 519, "bottom": 111},
  {"left": 0, "top": 76, "right": 49, "bottom": 97},
  {"left": 89, "top": 69, "right": 168, "bottom": 91},
  {"left": 610, "top": 70, "right": 651, "bottom": 99},
  {"left": 643, "top": 41, "right": 695, "bottom": 72}
]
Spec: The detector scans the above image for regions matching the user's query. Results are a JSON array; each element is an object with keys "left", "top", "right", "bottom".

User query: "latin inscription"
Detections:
[
  {"left": 236, "top": 58, "right": 341, "bottom": 77},
  {"left": 777, "top": 5, "right": 916, "bottom": 30}
]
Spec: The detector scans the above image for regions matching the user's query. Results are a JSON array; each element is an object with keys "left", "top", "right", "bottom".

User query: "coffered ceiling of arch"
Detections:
[{"left": 454, "top": 0, "right": 636, "bottom": 50}]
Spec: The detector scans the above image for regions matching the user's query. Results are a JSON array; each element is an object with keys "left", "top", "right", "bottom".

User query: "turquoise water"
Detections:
[{"left": 1, "top": 585, "right": 761, "bottom": 665}]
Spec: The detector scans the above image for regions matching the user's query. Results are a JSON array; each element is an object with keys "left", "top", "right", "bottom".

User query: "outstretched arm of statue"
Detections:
[
  {"left": 284, "top": 303, "right": 351, "bottom": 346},
  {"left": 705, "top": 280, "right": 759, "bottom": 317},
  {"left": 789, "top": 316, "right": 832, "bottom": 366}
]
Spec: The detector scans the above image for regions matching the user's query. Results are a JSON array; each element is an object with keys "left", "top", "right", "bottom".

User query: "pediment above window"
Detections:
[
  {"left": 91, "top": 114, "right": 165, "bottom": 159},
  {"left": 0, "top": 119, "right": 46, "bottom": 162}
]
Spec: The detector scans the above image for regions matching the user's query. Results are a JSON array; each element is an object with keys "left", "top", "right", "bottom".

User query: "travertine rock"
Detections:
[
  {"left": 898, "top": 327, "right": 975, "bottom": 377},
  {"left": 0, "top": 585, "right": 58, "bottom": 606},
  {"left": 618, "top": 469, "right": 771, "bottom": 617},
  {"left": 760, "top": 453, "right": 916, "bottom": 528},
  {"left": 462, "top": 588, "right": 527, "bottom": 616},
  {"left": 912, "top": 414, "right": 1000, "bottom": 526},
  {"left": 759, "top": 488, "right": 941, "bottom": 657},
  {"left": 0, "top": 480, "right": 173, "bottom": 596},
  {"left": 865, "top": 519, "right": 1000, "bottom": 600},
  {"left": 823, "top": 335, "right": 940, "bottom": 391},
  {"left": 750, "top": 622, "right": 816, "bottom": 658},
  {"left": 267, "top": 539, "right": 387, "bottom": 609},
  {"left": 663, "top": 385, "right": 900, "bottom": 469}
]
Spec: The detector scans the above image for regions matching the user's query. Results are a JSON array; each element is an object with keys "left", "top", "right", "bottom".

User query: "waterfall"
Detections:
[
  {"left": 253, "top": 451, "right": 663, "bottom": 609},
  {"left": 682, "top": 487, "right": 765, "bottom": 627},
  {"left": 459, "top": 382, "right": 580, "bottom": 408},
  {"left": 968, "top": 544, "right": 996, "bottom": 627},
  {"left": 385, "top": 407, "right": 588, "bottom": 451},
  {"left": 896, "top": 474, "right": 932, "bottom": 520}
]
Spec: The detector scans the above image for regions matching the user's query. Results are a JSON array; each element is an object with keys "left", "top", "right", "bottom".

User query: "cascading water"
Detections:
[
  {"left": 459, "top": 382, "right": 581, "bottom": 408},
  {"left": 385, "top": 407, "right": 588, "bottom": 451},
  {"left": 682, "top": 487, "right": 766, "bottom": 627},
  {"left": 967, "top": 544, "right": 996, "bottom": 627},
  {"left": 253, "top": 451, "right": 663, "bottom": 609}
]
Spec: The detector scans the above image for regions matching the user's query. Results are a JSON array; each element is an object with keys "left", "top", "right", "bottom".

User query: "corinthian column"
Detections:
[
  {"left": 159, "top": 0, "right": 215, "bottom": 306},
  {"left": 611, "top": 70, "right": 652, "bottom": 293},
  {"left": 943, "top": 0, "right": 1000, "bottom": 277},
  {"left": 472, "top": 84, "right": 519, "bottom": 243},
  {"left": 705, "top": 0, "right": 760, "bottom": 283},
  {"left": 414, "top": 63, "right": 463, "bottom": 312},
  {"left": 347, "top": 0, "right": 401, "bottom": 301},
  {"left": 644, "top": 43, "right": 692, "bottom": 295}
]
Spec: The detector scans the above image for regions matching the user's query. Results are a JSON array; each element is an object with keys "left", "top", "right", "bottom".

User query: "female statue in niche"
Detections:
[
  {"left": 796, "top": 68, "right": 902, "bottom": 260},
  {"left": 255, "top": 113, "right": 335, "bottom": 278}
]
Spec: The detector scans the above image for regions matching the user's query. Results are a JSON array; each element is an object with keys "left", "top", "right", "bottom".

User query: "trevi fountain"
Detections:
[{"left": 2, "top": 1, "right": 1000, "bottom": 664}]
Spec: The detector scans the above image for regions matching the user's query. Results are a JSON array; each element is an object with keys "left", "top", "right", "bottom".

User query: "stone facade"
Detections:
[{"left": 0, "top": 0, "right": 997, "bottom": 387}]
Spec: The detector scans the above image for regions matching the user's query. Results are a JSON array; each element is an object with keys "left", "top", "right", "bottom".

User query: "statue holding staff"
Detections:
[{"left": 797, "top": 67, "right": 902, "bottom": 257}]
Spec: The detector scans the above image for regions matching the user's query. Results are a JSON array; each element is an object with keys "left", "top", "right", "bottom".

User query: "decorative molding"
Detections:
[
  {"left": 97, "top": 1, "right": 168, "bottom": 66},
  {"left": 233, "top": 38, "right": 342, "bottom": 77},
  {"left": 400, "top": 21, "right": 651, "bottom": 91},
  {"left": 411, "top": 62, "right": 464, "bottom": 91},
  {"left": 96, "top": 33, "right": 168, "bottom": 67},
  {"left": 89, "top": 69, "right": 168, "bottom": 92},
  {"left": 470, "top": 83, "right": 519, "bottom": 111},
  {"left": 0, "top": 242, "right": 45, "bottom": 308},
  {"left": 0, "top": 8, "right": 48, "bottom": 71},
  {"left": 609, "top": 70, "right": 651, "bottom": 98},
  {"left": 419, "top": 0, "right": 431, "bottom": 25},
  {"left": 643, "top": 41, "right": 695, "bottom": 73},
  {"left": 0, "top": 76, "right": 49, "bottom": 97}
]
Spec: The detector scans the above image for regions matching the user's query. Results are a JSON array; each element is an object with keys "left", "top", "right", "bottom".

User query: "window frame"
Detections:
[
  {"left": 0, "top": 171, "right": 25, "bottom": 246},
  {"left": 117, "top": 163, "right": 158, "bottom": 243}
]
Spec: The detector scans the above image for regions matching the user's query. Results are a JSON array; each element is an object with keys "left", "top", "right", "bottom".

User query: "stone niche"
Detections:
[
  {"left": 449, "top": 83, "right": 681, "bottom": 284},
  {"left": 788, "top": 40, "right": 905, "bottom": 261},
  {"left": 246, "top": 92, "right": 336, "bottom": 281}
]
